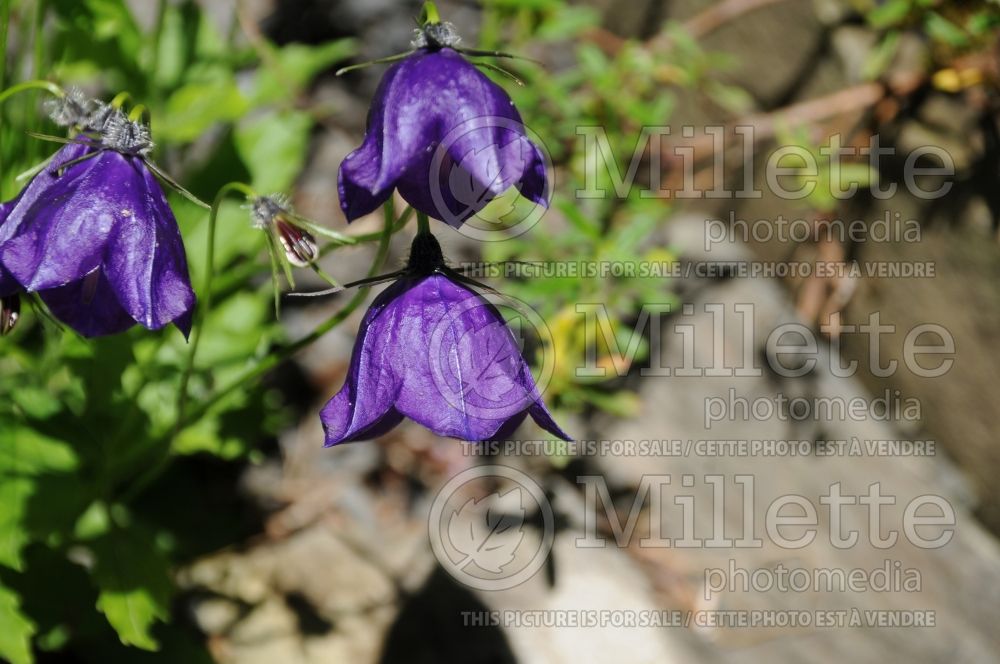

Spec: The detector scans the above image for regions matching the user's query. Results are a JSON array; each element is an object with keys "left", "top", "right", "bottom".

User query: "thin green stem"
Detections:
[
  {"left": 151, "top": 0, "right": 167, "bottom": 74},
  {"left": 0, "top": 0, "right": 10, "bottom": 197},
  {"left": 0, "top": 1, "right": 8, "bottom": 94},
  {"left": 180, "top": 200, "right": 396, "bottom": 428},
  {"left": 32, "top": 0, "right": 44, "bottom": 80},
  {"left": 416, "top": 210, "right": 431, "bottom": 235},
  {"left": 120, "top": 201, "right": 398, "bottom": 503},
  {"left": 176, "top": 181, "right": 257, "bottom": 426},
  {"left": 29, "top": 0, "right": 46, "bottom": 163},
  {"left": 319, "top": 204, "right": 412, "bottom": 257},
  {"left": 0, "top": 79, "right": 63, "bottom": 105}
]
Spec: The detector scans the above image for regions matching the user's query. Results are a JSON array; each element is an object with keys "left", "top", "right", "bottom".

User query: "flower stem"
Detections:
[
  {"left": 151, "top": 0, "right": 167, "bottom": 75},
  {"left": 0, "top": 2, "right": 8, "bottom": 94},
  {"left": 416, "top": 210, "right": 432, "bottom": 236},
  {"left": 185, "top": 200, "right": 392, "bottom": 418},
  {"left": 0, "top": 79, "right": 64, "bottom": 106},
  {"left": 30, "top": 0, "right": 47, "bottom": 163},
  {"left": 127, "top": 201, "right": 398, "bottom": 502},
  {"left": 0, "top": 1, "right": 9, "bottom": 196},
  {"left": 420, "top": 1, "right": 441, "bottom": 25},
  {"left": 176, "top": 181, "right": 257, "bottom": 426},
  {"left": 326, "top": 205, "right": 412, "bottom": 254}
]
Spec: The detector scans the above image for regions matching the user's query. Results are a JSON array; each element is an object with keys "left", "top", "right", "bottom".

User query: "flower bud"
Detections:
[
  {"left": 275, "top": 218, "right": 318, "bottom": 267},
  {"left": 250, "top": 195, "right": 319, "bottom": 268}
]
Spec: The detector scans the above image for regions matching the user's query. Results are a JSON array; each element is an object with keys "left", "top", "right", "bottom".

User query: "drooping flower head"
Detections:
[
  {"left": 337, "top": 11, "right": 549, "bottom": 228},
  {"left": 322, "top": 232, "right": 569, "bottom": 444},
  {"left": 0, "top": 108, "right": 196, "bottom": 337},
  {"left": 249, "top": 194, "right": 319, "bottom": 268}
]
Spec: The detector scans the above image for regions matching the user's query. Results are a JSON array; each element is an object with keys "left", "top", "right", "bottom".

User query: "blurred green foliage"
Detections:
[{"left": 0, "top": 0, "right": 353, "bottom": 660}]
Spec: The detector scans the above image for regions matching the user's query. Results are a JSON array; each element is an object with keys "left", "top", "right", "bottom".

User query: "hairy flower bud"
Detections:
[{"left": 250, "top": 194, "right": 318, "bottom": 268}]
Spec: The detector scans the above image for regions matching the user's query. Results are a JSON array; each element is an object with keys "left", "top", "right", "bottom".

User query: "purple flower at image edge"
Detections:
[
  {"left": 338, "top": 24, "right": 548, "bottom": 227},
  {"left": 321, "top": 270, "right": 569, "bottom": 444},
  {"left": 0, "top": 115, "right": 196, "bottom": 338}
]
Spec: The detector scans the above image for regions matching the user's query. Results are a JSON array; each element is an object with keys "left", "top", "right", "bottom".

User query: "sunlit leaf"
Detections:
[
  {"left": 0, "top": 583, "right": 35, "bottom": 664},
  {"left": 91, "top": 527, "right": 172, "bottom": 651}
]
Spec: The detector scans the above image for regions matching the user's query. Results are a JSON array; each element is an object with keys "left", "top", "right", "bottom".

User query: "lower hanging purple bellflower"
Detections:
[{"left": 321, "top": 232, "right": 569, "bottom": 444}]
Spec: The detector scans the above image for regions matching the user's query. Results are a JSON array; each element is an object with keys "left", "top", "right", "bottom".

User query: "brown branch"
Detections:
[{"left": 657, "top": 71, "right": 925, "bottom": 192}]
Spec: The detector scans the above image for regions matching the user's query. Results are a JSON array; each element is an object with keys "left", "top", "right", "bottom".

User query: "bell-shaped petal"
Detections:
[
  {"left": 39, "top": 269, "right": 136, "bottom": 338},
  {"left": 338, "top": 48, "right": 548, "bottom": 227},
  {"left": 0, "top": 141, "right": 195, "bottom": 337},
  {"left": 0, "top": 202, "right": 17, "bottom": 297},
  {"left": 321, "top": 273, "right": 569, "bottom": 444}
]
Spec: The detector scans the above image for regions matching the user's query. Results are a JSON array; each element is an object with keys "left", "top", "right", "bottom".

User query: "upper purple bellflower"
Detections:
[
  {"left": 0, "top": 106, "right": 196, "bottom": 338},
  {"left": 321, "top": 232, "right": 569, "bottom": 445},
  {"left": 337, "top": 16, "right": 548, "bottom": 228}
]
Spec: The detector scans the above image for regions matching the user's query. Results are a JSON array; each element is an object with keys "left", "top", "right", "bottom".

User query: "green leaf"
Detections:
[
  {"left": 173, "top": 419, "right": 248, "bottom": 459},
  {"left": 91, "top": 527, "right": 172, "bottom": 651},
  {"left": 251, "top": 39, "right": 356, "bottom": 105},
  {"left": 867, "top": 0, "right": 912, "bottom": 29},
  {"left": 583, "top": 388, "right": 642, "bottom": 417},
  {"left": 234, "top": 110, "right": 313, "bottom": 192},
  {"left": 966, "top": 10, "right": 1000, "bottom": 36},
  {"left": 537, "top": 6, "right": 600, "bottom": 40},
  {"left": 85, "top": 0, "right": 143, "bottom": 58},
  {"left": 924, "top": 12, "right": 969, "bottom": 48},
  {"left": 0, "top": 430, "right": 79, "bottom": 570},
  {"left": 159, "top": 75, "right": 249, "bottom": 143},
  {"left": 0, "top": 583, "right": 35, "bottom": 664},
  {"left": 862, "top": 30, "right": 901, "bottom": 80},
  {"left": 0, "top": 429, "right": 79, "bottom": 476},
  {"left": 0, "top": 478, "right": 32, "bottom": 571}
]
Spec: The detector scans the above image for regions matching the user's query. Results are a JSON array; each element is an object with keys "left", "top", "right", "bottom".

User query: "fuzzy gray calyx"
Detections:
[
  {"left": 411, "top": 21, "right": 462, "bottom": 49},
  {"left": 45, "top": 87, "right": 91, "bottom": 128},
  {"left": 45, "top": 88, "right": 116, "bottom": 133},
  {"left": 101, "top": 111, "right": 154, "bottom": 156},
  {"left": 249, "top": 193, "right": 292, "bottom": 229}
]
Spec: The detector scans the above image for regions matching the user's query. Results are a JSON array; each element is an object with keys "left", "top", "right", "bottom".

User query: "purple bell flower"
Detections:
[
  {"left": 338, "top": 21, "right": 548, "bottom": 228},
  {"left": 0, "top": 111, "right": 195, "bottom": 337},
  {"left": 321, "top": 233, "right": 568, "bottom": 444}
]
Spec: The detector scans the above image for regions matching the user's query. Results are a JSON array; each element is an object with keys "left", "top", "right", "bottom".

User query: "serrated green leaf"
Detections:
[
  {"left": 0, "top": 583, "right": 35, "bottom": 664},
  {"left": 91, "top": 528, "right": 172, "bottom": 651}
]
